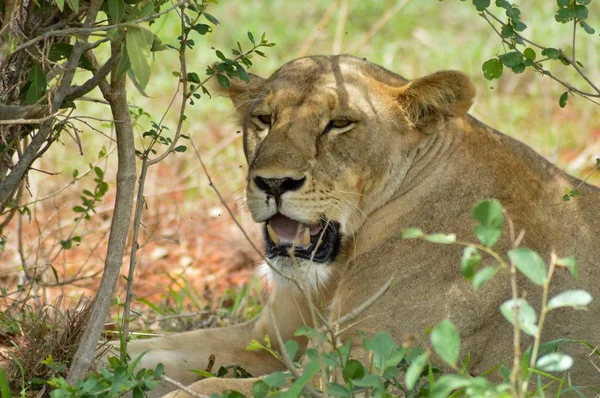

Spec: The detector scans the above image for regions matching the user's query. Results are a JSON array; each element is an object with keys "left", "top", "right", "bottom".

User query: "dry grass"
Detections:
[{"left": 1, "top": 297, "right": 110, "bottom": 394}]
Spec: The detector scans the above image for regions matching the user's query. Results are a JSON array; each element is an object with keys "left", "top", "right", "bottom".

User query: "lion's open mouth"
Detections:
[{"left": 264, "top": 213, "right": 341, "bottom": 263}]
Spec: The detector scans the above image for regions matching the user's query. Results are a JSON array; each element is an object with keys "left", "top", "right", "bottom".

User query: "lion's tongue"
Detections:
[{"left": 267, "top": 214, "right": 322, "bottom": 247}]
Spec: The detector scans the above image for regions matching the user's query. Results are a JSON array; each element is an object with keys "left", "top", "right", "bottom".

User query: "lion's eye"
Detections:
[
  {"left": 325, "top": 119, "right": 355, "bottom": 134},
  {"left": 330, "top": 119, "right": 352, "bottom": 128},
  {"left": 255, "top": 114, "right": 271, "bottom": 126}
]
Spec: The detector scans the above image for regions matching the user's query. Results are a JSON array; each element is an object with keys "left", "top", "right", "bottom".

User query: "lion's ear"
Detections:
[
  {"left": 211, "top": 66, "right": 267, "bottom": 116},
  {"left": 395, "top": 71, "right": 475, "bottom": 125}
]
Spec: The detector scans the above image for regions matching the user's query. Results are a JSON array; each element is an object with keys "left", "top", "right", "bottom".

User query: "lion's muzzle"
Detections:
[{"left": 264, "top": 213, "right": 341, "bottom": 263}]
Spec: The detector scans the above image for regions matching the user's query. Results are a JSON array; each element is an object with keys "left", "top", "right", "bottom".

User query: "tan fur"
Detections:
[{"left": 124, "top": 55, "right": 600, "bottom": 397}]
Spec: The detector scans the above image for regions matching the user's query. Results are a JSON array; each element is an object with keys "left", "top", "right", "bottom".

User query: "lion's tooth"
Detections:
[
  {"left": 267, "top": 224, "right": 280, "bottom": 245},
  {"left": 300, "top": 228, "right": 311, "bottom": 248}
]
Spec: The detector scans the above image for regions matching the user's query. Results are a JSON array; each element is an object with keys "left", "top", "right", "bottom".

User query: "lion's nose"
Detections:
[{"left": 253, "top": 176, "right": 306, "bottom": 201}]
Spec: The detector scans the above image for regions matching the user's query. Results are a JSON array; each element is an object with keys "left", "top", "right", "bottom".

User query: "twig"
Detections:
[
  {"left": 481, "top": 10, "right": 600, "bottom": 98},
  {"left": 332, "top": 0, "right": 349, "bottom": 54},
  {"left": 0, "top": 112, "right": 59, "bottom": 125},
  {"left": 572, "top": 19, "right": 577, "bottom": 64},
  {"left": 11, "top": 1, "right": 188, "bottom": 55},
  {"left": 348, "top": 0, "right": 412, "bottom": 53},
  {"left": 121, "top": 1, "right": 198, "bottom": 346},
  {"left": 268, "top": 310, "right": 324, "bottom": 398},
  {"left": 331, "top": 279, "right": 391, "bottom": 330},
  {"left": 161, "top": 375, "right": 212, "bottom": 398},
  {"left": 0, "top": 0, "right": 104, "bottom": 212},
  {"left": 523, "top": 252, "right": 558, "bottom": 393},
  {"left": 296, "top": 2, "right": 338, "bottom": 57},
  {"left": 65, "top": 53, "right": 119, "bottom": 100}
]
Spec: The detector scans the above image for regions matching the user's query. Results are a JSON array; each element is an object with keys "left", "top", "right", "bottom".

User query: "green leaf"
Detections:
[
  {"left": 283, "top": 360, "right": 319, "bottom": 398},
  {"left": 424, "top": 233, "right": 456, "bottom": 244},
  {"left": 576, "top": 0, "right": 591, "bottom": 5},
  {"left": 500, "top": 24, "right": 514, "bottom": 38},
  {"left": 405, "top": 352, "right": 428, "bottom": 390},
  {"left": 67, "top": 0, "right": 79, "bottom": 12},
  {"left": 188, "top": 369, "right": 214, "bottom": 378},
  {"left": 431, "top": 320, "right": 460, "bottom": 367},
  {"left": 204, "top": 12, "right": 220, "bottom": 25},
  {"left": 472, "top": 199, "right": 504, "bottom": 247},
  {"left": 264, "top": 372, "right": 288, "bottom": 388},
  {"left": 523, "top": 48, "right": 536, "bottom": 60},
  {"left": 555, "top": 7, "right": 576, "bottom": 23},
  {"left": 216, "top": 74, "right": 230, "bottom": 89},
  {"left": 472, "top": 266, "right": 499, "bottom": 290},
  {"left": 364, "top": 332, "right": 398, "bottom": 370},
  {"left": 352, "top": 374, "right": 383, "bottom": 390},
  {"left": 187, "top": 72, "right": 201, "bottom": 84},
  {"left": 542, "top": 48, "right": 560, "bottom": 60},
  {"left": 557, "top": 255, "right": 579, "bottom": 280},
  {"left": 174, "top": 145, "right": 187, "bottom": 153},
  {"left": 574, "top": 5, "right": 588, "bottom": 19},
  {"left": 508, "top": 248, "right": 547, "bottom": 285},
  {"left": 547, "top": 290, "right": 592, "bottom": 310},
  {"left": 460, "top": 247, "right": 481, "bottom": 280},
  {"left": 402, "top": 228, "right": 424, "bottom": 239},
  {"left": 284, "top": 340, "right": 298, "bottom": 361},
  {"left": 499, "top": 51, "right": 524, "bottom": 68},
  {"left": 342, "top": 359, "right": 365, "bottom": 382},
  {"left": 108, "top": 0, "right": 125, "bottom": 23},
  {"left": 55, "top": 0, "right": 65, "bottom": 11},
  {"left": 252, "top": 380, "right": 269, "bottom": 398},
  {"left": 115, "top": 44, "right": 131, "bottom": 78},
  {"left": 482, "top": 58, "right": 503, "bottom": 80},
  {"left": 236, "top": 65, "right": 250, "bottom": 83},
  {"left": 430, "top": 374, "right": 470, "bottom": 398},
  {"left": 514, "top": 21, "right": 527, "bottom": 32},
  {"left": 472, "top": 0, "right": 490, "bottom": 11},
  {"left": 495, "top": 0, "right": 511, "bottom": 9},
  {"left": 511, "top": 63, "right": 526, "bottom": 74},
  {"left": 25, "top": 63, "right": 47, "bottom": 105},
  {"left": 193, "top": 24, "right": 211, "bottom": 35},
  {"left": 126, "top": 26, "right": 154, "bottom": 90},
  {"left": 0, "top": 369, "right": 12, "bottom": 398},
  {"left": 500, "top": 298, "right": 538, "bottom": 336},
  {"left": 536, "top": 353, "right": 573, "bottom": 372},
  {"left": 559, "top": 91, "right": 569, "bottom": 108},
  {"left": 327, "top": 382, "right": 351, "bottom": 398}
]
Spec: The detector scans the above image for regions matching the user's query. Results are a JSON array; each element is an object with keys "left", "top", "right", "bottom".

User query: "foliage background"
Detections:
[{"left": 1, "top": 0, "right": 599, "bottom": 331}]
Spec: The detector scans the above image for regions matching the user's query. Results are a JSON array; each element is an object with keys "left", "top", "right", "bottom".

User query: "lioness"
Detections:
[{"left": 125, "top": 55, "right": 600, "bottom": 396}]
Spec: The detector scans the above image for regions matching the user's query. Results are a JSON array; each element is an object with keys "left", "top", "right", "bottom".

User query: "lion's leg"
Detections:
[
  {"left": 113, "top": 286, "right": 312, "bottom": 397},
  {"left": 161, "top": 376, "right": 263, "bottom": 398}
]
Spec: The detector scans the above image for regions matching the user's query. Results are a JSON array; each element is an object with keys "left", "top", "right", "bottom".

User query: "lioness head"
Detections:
[{"left": 218, "top": 55, "right": 475, "bottom": 287}]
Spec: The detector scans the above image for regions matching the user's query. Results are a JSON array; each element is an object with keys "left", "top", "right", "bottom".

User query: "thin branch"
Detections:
[
  {"left": 11, "top": 1, "right": 187, "bottom": 55},
  {"left": 296, "top": 2, "right": 338, "bottom": 58},
  {"left": 268, "top": 310, "right": 324, "bottom": 398},
  {"left": 0, "top": 104, "right": 46, "bottom": 121},
  {"left": 0, "top": 112, "right": 59, "bottom": 125},
  {"left": 348, "top": 0, "right": 412, "bottom": 53},
  {"left": 332, "top": 0, "right": 349, "bottom": 54},
  {"left": 65, "top": 53, "right": 119, "bottom": 100},
  {"left": 481, "top": 10, "right": 600, "bottom": 98},
  {"left": 0, "top": 0, "right": 104, "bottom": 211},
  {"left": 331, "top": 279, "right": 392, "bottom": 330},
  {"left": 161, "top": 375, "right": 212, "bottom": 398},
  {"left": 572, "top": 19, "right": 577, "bottom": 64}
]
